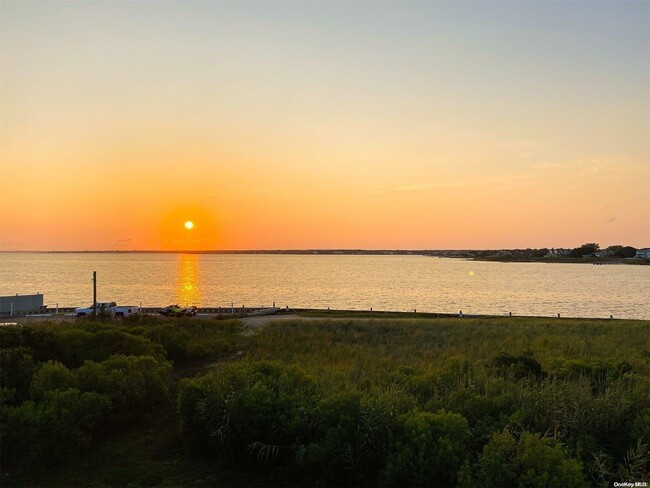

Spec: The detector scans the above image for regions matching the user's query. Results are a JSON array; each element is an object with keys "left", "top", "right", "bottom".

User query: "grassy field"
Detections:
[{"left": 2, "top": 314, "right": 649, "bottom": 487}]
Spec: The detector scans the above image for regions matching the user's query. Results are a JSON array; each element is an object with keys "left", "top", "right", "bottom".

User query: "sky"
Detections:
[{"left": 1, "top": 1, "right": 649, "bottom": 251}]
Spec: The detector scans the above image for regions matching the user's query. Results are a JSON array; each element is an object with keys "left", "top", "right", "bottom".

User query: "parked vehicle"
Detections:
[
  {"left": 75, "top": 302, "right": 117, "bottom": 318},
  {"left": 158, "top": 304, "right": 198, "bottom": 317},
  {"left": 111, "top": 306, "right": 141, "bottom": 318}
]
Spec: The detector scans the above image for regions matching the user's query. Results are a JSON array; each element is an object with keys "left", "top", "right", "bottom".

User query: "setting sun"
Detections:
[{"left": 184, "top": 221, "right": 194, "bottom": 230}]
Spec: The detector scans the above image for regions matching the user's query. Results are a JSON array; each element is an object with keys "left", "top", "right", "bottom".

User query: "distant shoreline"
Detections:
[
  {"left": 1, "top": 249, "right": 649, "bottom": 265},
  {"left": 1, "top": 249, "right": 649, "bottom": 264},
  {"left": 5, "top": 249, "right": 463, "bottom": 254},
  {"left": 472, "top": 256, "right": 650, "bottom": 266},
  {"left": 3, "top": 249, "right": 490, "bottom": 254}
]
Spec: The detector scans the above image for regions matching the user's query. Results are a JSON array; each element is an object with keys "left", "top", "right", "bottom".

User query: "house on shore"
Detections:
[
  {"left": 545, "top": 248, "right": 571, "bottom": 258},
  {"left": 634, "top": 248, "right": 650, "bottom": 259}
]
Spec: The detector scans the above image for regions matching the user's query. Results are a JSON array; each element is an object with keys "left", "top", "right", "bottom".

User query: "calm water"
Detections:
[{"left": 1, "top": 253, "right": 649, "bottom": 319}]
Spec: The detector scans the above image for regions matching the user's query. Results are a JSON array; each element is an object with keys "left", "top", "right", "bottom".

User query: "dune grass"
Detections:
[
  {"left": 181, "top": 316, "right": 649, "bottom": 486},
  {"left": 3, "top": 315, "right": 649, "bottom": 487},
  {"left": 248, "top": 316, "right": 649, "bottom": 374}
]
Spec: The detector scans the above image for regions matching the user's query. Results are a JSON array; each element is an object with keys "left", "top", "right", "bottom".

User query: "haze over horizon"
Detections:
[{"left": 2, "top": 1, "right": 649, "bottom": 251}]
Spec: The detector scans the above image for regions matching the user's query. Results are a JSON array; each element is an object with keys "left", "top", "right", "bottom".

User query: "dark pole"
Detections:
[{"left": 92, "top": 271, "right": 97, "bottom": 319}]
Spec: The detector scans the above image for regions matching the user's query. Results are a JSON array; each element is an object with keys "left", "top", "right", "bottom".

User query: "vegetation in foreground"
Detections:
[{"left": 1, "top": 315, "right": 649, "bottom": 487}]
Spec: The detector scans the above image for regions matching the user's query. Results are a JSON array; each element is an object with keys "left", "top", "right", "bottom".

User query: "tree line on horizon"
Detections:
[
  {"left": 469, "top": 243, "right": 640, "bottom": 259},
  {"left": 567, "top": 243, "right": 638, "bottom": 258}
]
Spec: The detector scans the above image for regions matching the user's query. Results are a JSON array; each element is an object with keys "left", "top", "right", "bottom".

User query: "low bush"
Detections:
[
  {"left": 381, "top": 410, "right": 469, "bottom": 487},
  {"left": 474, "top": 429, "right": 587, "bottom": 487},
  {"left": 1, "top": 388, "right": 111, "bottom": 470}
]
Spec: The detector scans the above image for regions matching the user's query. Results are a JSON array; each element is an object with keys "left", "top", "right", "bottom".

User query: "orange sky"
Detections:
[{"left": 1, "top": 2, "right": 649, "bottom": 251}]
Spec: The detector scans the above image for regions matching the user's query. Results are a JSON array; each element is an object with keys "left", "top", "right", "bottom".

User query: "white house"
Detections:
[
  {"left": 634, "top": 248, "right": 650, "bottom": 259},
  {"left": 545, "top": 248, "right": 571, "bottom": 258}
]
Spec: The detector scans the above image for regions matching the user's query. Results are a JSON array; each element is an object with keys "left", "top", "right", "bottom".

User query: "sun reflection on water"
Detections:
[{"left": 176, "top": 254, "right": 201, "bottom": 306}]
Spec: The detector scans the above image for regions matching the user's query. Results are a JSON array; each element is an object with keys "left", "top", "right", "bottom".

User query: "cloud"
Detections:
[{"left": 117, "top": 238, "right": 132, "bottom": 243}]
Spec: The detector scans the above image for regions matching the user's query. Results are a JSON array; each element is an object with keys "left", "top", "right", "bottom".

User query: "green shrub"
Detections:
[
  {"left": 381, "top": 410, "right": 470, "bottom": 487},
  {"left": 77, "top": 355, "right": 171, "bottom": 418},
  {"left": 302, "top": 391, "right": 378, "bottom": 485},
  {"left": 476, "top": 429, "right": 587, "bottom": 487},
  {"left": 0, "top": 347, "right": 36, "bottom": 405},
  {"left": 131, "top": 319, "right": 240, "bottom": 363},
  {"left": 134, "top": 323, "right": 193, "bottom": 361},
  {"left": 53, "top": 328, "right": 164, "bottom": 367},
  {"left": 30, "top": 360, "right": 75, "bottom": 399},
  {"left": 1, "top": 388, "right": 111, "bottom": 470},
  {"left": 490, "top": 352, "right": 545, "bottom": 380},
  {"left": 179, "top": 360, "right": 317, "bottom": 464}
]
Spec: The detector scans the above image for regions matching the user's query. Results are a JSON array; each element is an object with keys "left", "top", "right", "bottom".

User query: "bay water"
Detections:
[{"left": 1, "top": 253, "right": 648, "bottom": 320}]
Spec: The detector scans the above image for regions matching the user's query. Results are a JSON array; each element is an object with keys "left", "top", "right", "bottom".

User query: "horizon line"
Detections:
[{"left": 0, "top": 246, "right": 616, "bottom": 254}]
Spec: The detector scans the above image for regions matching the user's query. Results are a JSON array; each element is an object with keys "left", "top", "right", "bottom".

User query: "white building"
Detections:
[
  {"left": 634, "top": 248, "right": 650, "bottom": 258},
  {"left": 0, "top": 293, "right": 44, "bottom": 314},
  {"left": 545, "top": 248, "right": 571, "bottom": 257}
]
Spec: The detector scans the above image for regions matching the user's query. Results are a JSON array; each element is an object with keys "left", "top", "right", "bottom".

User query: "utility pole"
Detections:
[{"left": 92, "top": 271, "right": 97, "bottom": 319}]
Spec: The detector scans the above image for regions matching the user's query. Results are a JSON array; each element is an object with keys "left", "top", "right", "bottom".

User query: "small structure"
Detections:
[
  {"left": 634, "top": 248, "right": 650, "bottom": 259},
  {"left": 0, "top": 293, "right": 44, "bottom": 315},
  {"left": 545, "top": 248, "right": 571, "bottom": 258}
]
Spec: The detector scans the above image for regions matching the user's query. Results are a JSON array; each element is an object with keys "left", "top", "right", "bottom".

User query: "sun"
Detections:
[{"left": 184, "top": 220, "right": 194, "bottom": 230}]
